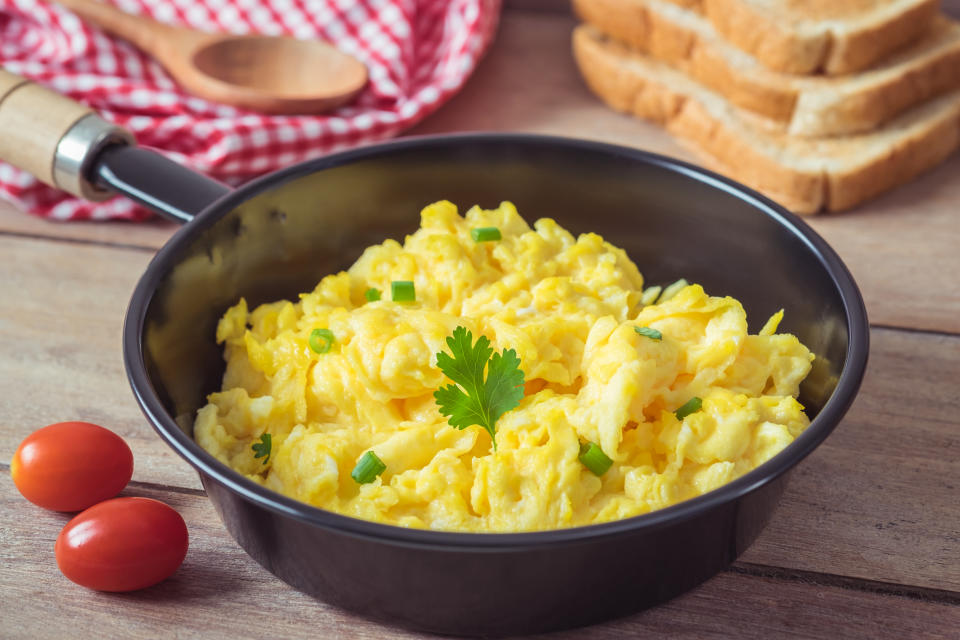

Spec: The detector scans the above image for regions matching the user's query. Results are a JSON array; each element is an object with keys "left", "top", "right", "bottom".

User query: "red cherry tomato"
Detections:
[
  {"left": 55, "top": 497, "right": 189, "bottom": 592},
  {"left": 10, "top": 421, "right": 134, "bottom": 512}
]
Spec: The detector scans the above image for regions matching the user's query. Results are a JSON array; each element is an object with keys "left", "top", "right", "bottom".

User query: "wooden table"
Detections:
[{"left": 2, "top": 4, "right": 958, "bottom": 638}]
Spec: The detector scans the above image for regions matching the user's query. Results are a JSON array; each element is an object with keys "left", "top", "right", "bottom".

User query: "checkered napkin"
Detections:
[{"left": 0, "top": 0, "right": 500, "bottom": 220}]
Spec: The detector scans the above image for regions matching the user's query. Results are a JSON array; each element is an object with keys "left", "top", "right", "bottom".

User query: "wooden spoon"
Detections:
[{"left": 56, "top": 0, "right": 368, "bottom": 114}]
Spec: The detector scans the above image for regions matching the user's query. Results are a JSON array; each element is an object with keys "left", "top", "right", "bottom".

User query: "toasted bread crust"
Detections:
[
  {"left": 792, "top": 29, "right": 960, "bottom": 137},
  {"left": 571, "top": 25, "right": 960, "bottom": 213},
  {"left": 703, "top": 0, "right": 829, "bottom": 75},
  {"left": 572, "top": 0, "right": 960, "bottom": 137},
  {"left": 572, "top": 0, "right": 799, "bottom": 122},
  {"left": 824, "top": 109, "right": 960, "bottom": 210},
  {"left": 667, "top": 0, "right": 941, "bottom": 74},
  {"left": 815, "top": 0, "right": 941, "bottom": 74},
  {"left": 572, "top": 25, "right": 824, "bottom": 212}
]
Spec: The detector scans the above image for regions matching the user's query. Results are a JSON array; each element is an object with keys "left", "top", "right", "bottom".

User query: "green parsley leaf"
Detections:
[
  {"left": 634, "top": 326, "right": 662, "bottom": 340},
  {"left": 252, "top": 433, "right": 272, "bottom": 464},
  {"left": 434, "top": 326, "right": 525, "bottom": 450}
]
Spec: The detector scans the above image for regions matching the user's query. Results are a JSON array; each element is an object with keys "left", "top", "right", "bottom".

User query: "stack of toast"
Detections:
[{"left": 572, "top": 0, "right": 960, "bottom": 213}]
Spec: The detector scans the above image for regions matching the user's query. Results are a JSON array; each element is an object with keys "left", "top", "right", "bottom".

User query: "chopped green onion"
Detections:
[
  {"left": 351, "top": 451, "right": 386, "bottom": 484},
  {"left": 252, "top": 433, "right": 271, "bottom": 465},
  {"left": 578, "top": 441, "right": 613, "bottom": 477},
  {"left": 634, "top": 326, "right": 662, "bottom": 340},
  {"left": 640, "top": 285, "right": 662, "bottom": 306},
  {"left": 659, "top": 278, "right": 689, "bottom": 303},
  {"left": 364, "top": 287, "right": 381, "bottom": 302},
  {"left": 471, "top": 227, "right": 502, "bottom": 243},
  {"left": 391, "top": 280, "right": 416, "bottom": 302},
  {"left": 309, "top": 328, "right": 335, "bottom": 354},
  {"left": 675, "top": 397, "right": 703, "bottom": 420}
]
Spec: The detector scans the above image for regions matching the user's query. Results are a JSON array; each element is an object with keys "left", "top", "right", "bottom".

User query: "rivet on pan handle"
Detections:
[{"left": 0, "top": 68, "right": 135, "bottom": 201}]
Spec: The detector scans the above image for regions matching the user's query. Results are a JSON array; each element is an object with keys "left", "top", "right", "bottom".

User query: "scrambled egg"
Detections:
[{"left": 194, "top": 201, "right": 814, "bottom": 532}]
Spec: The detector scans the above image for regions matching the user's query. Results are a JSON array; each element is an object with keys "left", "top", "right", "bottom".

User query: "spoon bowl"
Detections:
[
  {"left": 57, "top": 0, "right": 368, "bottom": 114},
  {"left": 186, "top": 34, "right": 368, "bottom": 113}
]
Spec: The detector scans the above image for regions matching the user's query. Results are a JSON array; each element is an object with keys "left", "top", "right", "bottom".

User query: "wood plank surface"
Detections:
[
  {"left": 507, "top": 0, "right": 960, "bottom": 14},
  {"left": 505, "top": 0, "right": 572, "bottom": 11},
  {"left": 2, "top": 479, "right": 957, "bottom": 640},
  {"left": 0, "top": 235, "right": 201, "bottom": 490},
  {"left": 740, "top": 328, "right": 960, "bottom": 592},
  {"left": 0, "top": 208, "right": 176, "bottom": 250},
  {"left": 410, "top": 11, "right": 960, "bottom": 334},
  {"left": 1, "top": 233, "right": 957, "bottom": 593},
  {"left": 1, "top": 4, "right": 958, "bottom": 638},
  {"left": 0, "top": 11, "right": 956, "bottom": 332}
]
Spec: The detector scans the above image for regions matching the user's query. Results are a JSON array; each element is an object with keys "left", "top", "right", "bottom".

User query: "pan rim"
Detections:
[{"left": 123, "top": 132, "right": 869, "bottom": 550}]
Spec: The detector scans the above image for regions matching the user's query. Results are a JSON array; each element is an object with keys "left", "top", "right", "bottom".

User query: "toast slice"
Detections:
[
  {"left": 573, "top": 0, "right": 960, "bottom": 137},
  {"left": 572, "top": 24, "right": 960, "bottom": 213},
  {"left": 639, "top": 0, "right": 941, "bottom": 74}
]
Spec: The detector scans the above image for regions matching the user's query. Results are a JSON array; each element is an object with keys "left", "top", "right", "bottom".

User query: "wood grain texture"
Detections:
[
  {"left": 0, "top": 200, "right": 175, "bottom": 250},
  {"left": 504, "top": 0, "right": 573, "bottom": 12},
  {"left": 0, "top": 11, "right": 957, "bottom": 331},
  {"left": 0, "top": 70, "right": 92, "bottom": 192},
  {"left": 503, "top": 1, "right": 960, "bottom": 22},
  {"left": 1, "top": 233, "right": 957, "bottom": 594},
  {"left": 0, "top": 7, "right": 958, "bottom": 636},
  {"left": 0, "top": 235, "right": 201, "bottom": 490},
  {"left": 56, "top": 0, "right": 369, "bottom": 115},
  {"left": 741, "top": 328, "right": 960, "bottom": 592},
  {"left": 806, "top": 179, "right": 960, "bottom": 334},
  {"left": 2, "top": 479, "right": 957, "bottom": 640},
  {"left": 410, "top": 11, "right": 960, "bottom": 333}
]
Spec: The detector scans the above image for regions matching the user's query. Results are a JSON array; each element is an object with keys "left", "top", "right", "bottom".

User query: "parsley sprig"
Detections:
[
  {"left": 434, "top": 326, "right": 525, "bottom": 450},
  {"left": 252, "top": 433, "right": 272, "bottom": 465}
]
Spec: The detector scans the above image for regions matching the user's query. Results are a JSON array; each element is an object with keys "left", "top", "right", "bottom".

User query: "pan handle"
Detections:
[
  {"left": 0, "top": 68, "right": 230, "bottom": 223},
  {"left": 92, "top": 144, "right": 231, "bottom": 224}
]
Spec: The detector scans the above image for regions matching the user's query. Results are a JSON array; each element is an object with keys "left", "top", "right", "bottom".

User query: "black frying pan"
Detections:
[{"left": 0, "top": 72, "right": 869, "bottom": 636}]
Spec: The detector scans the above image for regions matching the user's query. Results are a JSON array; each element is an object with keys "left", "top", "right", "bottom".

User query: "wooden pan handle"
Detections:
[{"left": 0, "top": 68, "right": 134, "bottom": 200}]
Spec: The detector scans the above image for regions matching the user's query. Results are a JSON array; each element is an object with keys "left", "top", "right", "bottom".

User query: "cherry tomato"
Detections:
[
  {"left": 55, "top": 497, "right": 189, "bottom": 592},
  {"left": 10, "top": 421, "right": 134, "bottom": 512}
]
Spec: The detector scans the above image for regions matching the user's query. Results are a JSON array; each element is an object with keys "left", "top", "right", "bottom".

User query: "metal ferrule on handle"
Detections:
[{"left": 0, "top": 69, "right": 134, "bottom": 200}]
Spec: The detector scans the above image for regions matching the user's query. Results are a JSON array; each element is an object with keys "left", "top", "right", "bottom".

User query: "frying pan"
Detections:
[{"left": 0, "top": 71, "right": 869, "bottom": 636}]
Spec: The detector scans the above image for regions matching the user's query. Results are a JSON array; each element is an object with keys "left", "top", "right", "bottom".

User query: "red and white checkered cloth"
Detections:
[{"left": 0, "top": 0, "right": 500, "bottom": 220}]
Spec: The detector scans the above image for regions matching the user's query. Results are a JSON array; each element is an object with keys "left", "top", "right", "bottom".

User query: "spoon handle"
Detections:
[{"left": 56, "top": 0, "right": 185, "bottom": 58}]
